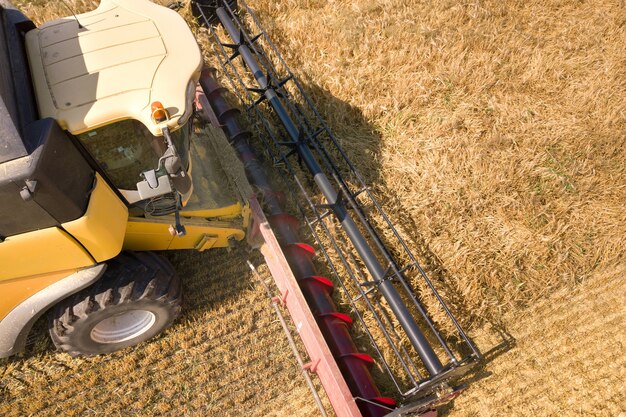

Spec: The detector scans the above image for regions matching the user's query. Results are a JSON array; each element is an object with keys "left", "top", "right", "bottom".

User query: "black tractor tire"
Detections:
[{"left": 48, "top": 251, "right": 182, "bottom": 357}]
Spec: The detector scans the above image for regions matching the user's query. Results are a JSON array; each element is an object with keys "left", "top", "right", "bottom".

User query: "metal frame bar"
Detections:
[
  {"left": 212, "top": 3, "right": 444, "bottom": 377},
  {"left": 194, "top": 0, "right": 481, "bottom": 402},
  {"left": 248, "top": 197, "right": 360, "bottom": 417}
]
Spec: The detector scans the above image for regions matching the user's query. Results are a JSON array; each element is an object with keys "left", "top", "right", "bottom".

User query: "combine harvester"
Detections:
[{"left": 0, "top": 0, "right": 481, "bottom": 415}]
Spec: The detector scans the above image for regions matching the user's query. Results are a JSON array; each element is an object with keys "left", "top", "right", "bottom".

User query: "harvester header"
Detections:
[
  {"left": 0, "top": 0, "right": 481, "bottom": 415},
  {"left": 193, "top": 0, "right": 482, "bottom": 415}
]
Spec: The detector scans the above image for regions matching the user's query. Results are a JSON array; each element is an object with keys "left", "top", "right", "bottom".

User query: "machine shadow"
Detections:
[
  {"left": 292, "top": 81, "right": 515, "bottom": 387},
  {"left": 162, "top": 245, "right": 258, "bottom": 318}
]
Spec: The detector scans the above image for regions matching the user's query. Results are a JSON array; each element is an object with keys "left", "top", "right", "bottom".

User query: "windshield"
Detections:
[{"left": 77, "top": 120, "right": 191, "bottom": 192}]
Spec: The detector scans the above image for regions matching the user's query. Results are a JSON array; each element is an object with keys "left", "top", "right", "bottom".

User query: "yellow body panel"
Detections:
[
  {"left": 167, "top": 222, "right": 244, "bottom": 250},
  {"left": 124, "top": 219, "right": 172, "bottom": 251},
  {"left": 0, "top": 270, "right": 75, "bottom": 321},
  {"left": 180, "top": 202, "right": 243, "bottom": 221},
  {"left": 124, "top": 217, "right": 245, "bottom": 252},
  {"left": 0, "top": 228, "right": 94, "bottom": 282},
  {"left": 63, "top": 174, "right": 128, "bottom": 262}
]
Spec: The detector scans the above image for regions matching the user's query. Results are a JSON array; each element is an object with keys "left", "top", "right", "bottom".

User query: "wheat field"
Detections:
[{"left": 1, "top": 0, "right": 624, "bottom": 416}]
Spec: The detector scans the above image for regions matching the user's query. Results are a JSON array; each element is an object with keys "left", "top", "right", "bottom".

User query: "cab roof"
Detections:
[{"left": 25, "top": 0, "right": 203, "bottom": 135}]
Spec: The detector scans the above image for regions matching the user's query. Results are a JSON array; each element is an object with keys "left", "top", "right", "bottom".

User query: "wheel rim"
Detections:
[{"left": 90, "top": 310, "right": 157, "bottom": 344}]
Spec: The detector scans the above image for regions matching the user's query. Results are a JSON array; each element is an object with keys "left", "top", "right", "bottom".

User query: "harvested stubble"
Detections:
[{"left": 2, "top": 0, "right": 625, "bottom": 416}]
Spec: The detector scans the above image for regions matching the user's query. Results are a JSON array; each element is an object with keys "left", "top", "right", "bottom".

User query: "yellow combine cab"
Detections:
[{"left": 0, "top": 0, "right": 249, "bottom": 357}]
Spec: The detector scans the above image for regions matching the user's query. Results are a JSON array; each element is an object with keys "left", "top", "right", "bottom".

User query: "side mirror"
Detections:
[{"left": 162, "top": 151, "right": 192, "bottom": 196}]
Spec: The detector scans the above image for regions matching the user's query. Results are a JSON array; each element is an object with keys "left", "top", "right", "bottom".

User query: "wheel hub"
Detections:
[{"left": 90, "top": 310, "right": 156, "bottom": 344}]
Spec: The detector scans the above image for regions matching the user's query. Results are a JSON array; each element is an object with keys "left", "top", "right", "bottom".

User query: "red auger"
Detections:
[{"left": 200, "top": 69, "right": 396, "bottom": 417}]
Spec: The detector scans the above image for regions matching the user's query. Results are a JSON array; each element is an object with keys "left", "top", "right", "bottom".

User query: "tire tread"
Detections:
[{"left": 48, "top": 251, "right": 182, "bottom": 357}]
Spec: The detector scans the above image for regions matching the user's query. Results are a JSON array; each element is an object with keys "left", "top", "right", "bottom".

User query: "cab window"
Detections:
[{"left": 77, "top": 120, "right": 190, "bottom": 192}]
